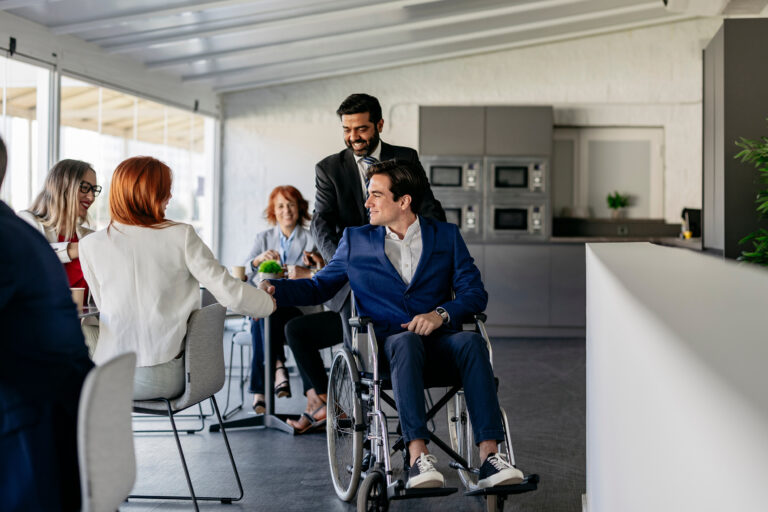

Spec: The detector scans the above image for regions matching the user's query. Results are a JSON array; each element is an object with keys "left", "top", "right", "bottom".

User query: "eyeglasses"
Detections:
[{"left": 79, "top": 181, "right": 102, "bottom": 197}]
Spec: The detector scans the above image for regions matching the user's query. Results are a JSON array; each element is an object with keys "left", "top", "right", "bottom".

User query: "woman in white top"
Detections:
[
  {"left": 79, "top": 156, "right": 275, "bottom": 399},
  {"left": 18, "top": 159, "right": 100, "bottom": 305}
]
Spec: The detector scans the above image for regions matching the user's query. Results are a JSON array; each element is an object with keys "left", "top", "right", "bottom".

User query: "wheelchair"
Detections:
[{"left": 325, "top": 305, "right": 539, "bottom": 512}]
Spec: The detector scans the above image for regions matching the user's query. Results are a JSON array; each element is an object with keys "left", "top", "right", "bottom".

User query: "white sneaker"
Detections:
[
  {"left": 406, "top": 453, "right": 445, "bottom": 489},
  {"left": 477, "top": 453, "right": 524, "bottom": 488}
]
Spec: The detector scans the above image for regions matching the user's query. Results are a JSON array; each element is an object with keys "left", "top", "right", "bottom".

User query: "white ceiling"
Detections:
[{"left": 2, "top": 0, "right": 701, "bottom": 93}]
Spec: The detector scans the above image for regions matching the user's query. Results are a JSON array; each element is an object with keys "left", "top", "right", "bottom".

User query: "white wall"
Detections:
[
  {"left": 220, "top": 18, "right": 722, "bottom": 264},
  {"left": 586, "top": 242, "right": 768, "bottom": 512}
]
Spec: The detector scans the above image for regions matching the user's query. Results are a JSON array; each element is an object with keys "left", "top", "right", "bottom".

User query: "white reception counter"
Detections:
[{"left": 586, "top": 242, "right": 768, "bottom": 512}]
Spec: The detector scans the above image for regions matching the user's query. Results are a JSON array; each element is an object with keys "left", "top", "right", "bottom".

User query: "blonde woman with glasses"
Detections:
[{"left": 18, "top": 159, "right": 101, "bottom": 303}]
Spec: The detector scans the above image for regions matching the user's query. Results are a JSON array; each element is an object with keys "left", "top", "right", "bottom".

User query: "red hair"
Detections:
[
  {"left": 109, "top": 156, "right": 173, "bottom": 228},
  {"left": 264, "top": 185, "right": 310, "bottom": 225}
]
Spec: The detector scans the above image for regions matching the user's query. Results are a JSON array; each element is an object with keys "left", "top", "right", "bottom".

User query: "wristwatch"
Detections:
[{"left": 435, "top": 307, "right": 450, "bottom": 324}]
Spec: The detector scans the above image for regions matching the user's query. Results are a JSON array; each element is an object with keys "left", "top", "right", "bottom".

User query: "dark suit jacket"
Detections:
[
  {"left": 0, "top": 200, "right": 93, "bottom": 511},
  {"left": 311, "top": 142, "right": 445, "bottom": 311},
  {"left": 274, "top": 216, "right": 487, "bottom": 340}
]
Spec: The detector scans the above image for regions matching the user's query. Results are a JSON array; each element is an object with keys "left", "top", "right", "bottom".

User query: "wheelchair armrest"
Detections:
[{"left": 348, "top": 316, "right": 372, "bottom": 328}]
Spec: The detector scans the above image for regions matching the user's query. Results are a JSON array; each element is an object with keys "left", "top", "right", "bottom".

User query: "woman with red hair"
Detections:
[
  {"left": 242, "top": 185, "right": 324, "bottom": 413},
  {"left": 79, "top": 156, "right": 275, "bottom": 399}
]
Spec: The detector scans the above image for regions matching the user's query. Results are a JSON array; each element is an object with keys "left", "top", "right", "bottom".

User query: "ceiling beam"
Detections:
[
  {"left": 49, "top": 0, "right": 258, "bottom": 35},
  {"left": 184, "top": 1, "right": 667, "bottom": 82},
  {"left": 211, "top": 11, "right": 695, "bottom": 92},
  {"left": 96, "top": 0, "right": 443, "bottom": 52},
  {"left": 143, "top": 0, "right": 589, "bottom": 70}
]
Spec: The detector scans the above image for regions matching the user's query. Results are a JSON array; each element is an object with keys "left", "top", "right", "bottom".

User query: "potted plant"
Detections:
[
  {"left": 257, "top": 259, "right": 284, "bottom": 280},
  {"left": 734, "top": 127, "right": 768, "bottom": 265},
  {"left": 606, "top": 191, "right": 629, "bottom": 219}
]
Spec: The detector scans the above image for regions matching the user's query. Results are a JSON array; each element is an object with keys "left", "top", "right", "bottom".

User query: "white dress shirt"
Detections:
[
  {"left": 79, "top": 222, "right": 274, "bottom": 367},
  {"left": 384, "top": 218, "right": 422, "bottom": 285},
  {"left": 355, "top": 142, "right": 383, "bottom": 198}
]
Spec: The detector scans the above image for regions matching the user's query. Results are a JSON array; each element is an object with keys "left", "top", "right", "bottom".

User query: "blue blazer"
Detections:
[{"left": 272, "top": 216, "right": 487, "bottom": 339}]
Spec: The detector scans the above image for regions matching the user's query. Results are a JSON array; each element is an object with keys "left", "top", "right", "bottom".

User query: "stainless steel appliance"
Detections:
[
  {"left": 485, "top": 156, "right": 548, "bottom": 195},
  {"left": 422, "top": 156, "right": 483, "bottom": 192},
  {"left": 441, "top": 203, "right": 482, "bottom": 241},
  {"left": 487, "top": 202, "right": 548, "bottom": 240},
  {"left": 423, "top": 156, "right": 483, "bottom": 241}
]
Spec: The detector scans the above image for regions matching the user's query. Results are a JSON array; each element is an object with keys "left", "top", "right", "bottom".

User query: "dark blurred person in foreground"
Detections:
[{"left": 0, "top": 137, "right": 94, "bottom": 511}]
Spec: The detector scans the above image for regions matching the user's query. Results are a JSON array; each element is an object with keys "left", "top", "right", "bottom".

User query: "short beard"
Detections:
[{"left": 346, "top": 127, "right": 380, "bottom": 157}]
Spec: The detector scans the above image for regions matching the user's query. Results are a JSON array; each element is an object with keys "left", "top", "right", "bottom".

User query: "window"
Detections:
[
  {"left": 59, "top": 77, "right": 216, "bottom": 245},
  {"left": 0, "top": 54, "right": 52, "bottom": 211}
]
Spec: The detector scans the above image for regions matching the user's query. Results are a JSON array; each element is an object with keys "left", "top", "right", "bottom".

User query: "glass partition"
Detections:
[
  {"left": 0, "top": 55, "right": 52, "bottom": 211},
  {"left": 59, "top": 76, "right": 215, "bottom": 245}
]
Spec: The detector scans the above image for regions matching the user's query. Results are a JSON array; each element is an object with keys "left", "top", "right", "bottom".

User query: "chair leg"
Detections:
[
  {"left": 210, "top": 395, "right": 244, "bottom": 503},
  {"left": 223, "top": 342, "right": 245, "bottom": 420},
  {"left": 166, "top": 399, "right": 200, "bottom": 511},
  {"left": 222, "top": 337, "right": 236, "bottom": 416}
]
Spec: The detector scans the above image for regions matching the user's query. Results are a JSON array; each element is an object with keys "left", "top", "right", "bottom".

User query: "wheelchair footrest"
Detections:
[
  {"left": 389, "top": 484, "right": 459, "bottom": 500},
  {"left": 464, "top": 474, "right": 540, "bottom": 497}
]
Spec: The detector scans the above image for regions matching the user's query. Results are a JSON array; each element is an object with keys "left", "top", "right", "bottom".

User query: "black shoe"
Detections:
[
  {"left": 406, "top": 454, "right": 444, "bottom": 489},
  {"left": 274, "top": 365, "right": 292, "bottom": 398},
  {"left": 477, "top": 453, "right": 524, "bottom": 488},
  {"left": 252, "top": 400, "right": 266, "bottom": 414}
]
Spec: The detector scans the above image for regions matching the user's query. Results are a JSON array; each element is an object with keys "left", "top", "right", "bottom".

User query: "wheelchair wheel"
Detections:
[
  {"left": 327, "top": 348, "right": 364, "bottom": 502},
  {"left": 357, "top": 470, "right": 388, "bottom": 512},
  {"left": 446, "top": 391, "right": 481, "bottom": 489}
]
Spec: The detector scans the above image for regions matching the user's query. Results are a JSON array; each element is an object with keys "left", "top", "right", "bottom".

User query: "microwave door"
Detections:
[
  {"left": 494, "top": 208, "right": 528, "bottom": 231},
  {"left": 495, "top": 165, "right": 528, "bottom": 189}
]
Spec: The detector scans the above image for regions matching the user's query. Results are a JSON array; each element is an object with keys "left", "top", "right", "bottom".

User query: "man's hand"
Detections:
[
  {"left": 258, "top": 280, "right": 275, "bottom": 295},
  {"left": 302, "top": 250, "right": 325, "bottom": 268},
  {"left": 401, "top": 311, "right": 443, "bottom": 336}
]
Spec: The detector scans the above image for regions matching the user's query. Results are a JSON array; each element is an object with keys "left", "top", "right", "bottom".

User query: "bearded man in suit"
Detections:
[{"left": 310, "top": 93, "right": 445, "bottom": 338}]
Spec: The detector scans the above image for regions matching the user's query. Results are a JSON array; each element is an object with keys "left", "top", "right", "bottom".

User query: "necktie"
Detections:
[{"left": 362, "top": 156, "right": 378, "bottom": 220}]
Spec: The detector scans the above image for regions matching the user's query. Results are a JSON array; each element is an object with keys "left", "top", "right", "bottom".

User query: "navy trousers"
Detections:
[{"left": 383, "top": 329, "right": 505, "bottom": 446}]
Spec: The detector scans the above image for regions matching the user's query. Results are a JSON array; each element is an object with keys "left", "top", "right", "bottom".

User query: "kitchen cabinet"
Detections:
[
  {"left": 485, "top": 106, "right": 553, "bottom": 156},
  {"left": 419, "top": 106, "right": 485, "bottom": 155},
  {"left": 483, "top": 244, "right": 550, "bottom": 327},
  {"left": 550, "top": 244, "right": 586, "bottom": 327},
  {"left": 703, "top": 19, "right": 768, "bottom": 258}
]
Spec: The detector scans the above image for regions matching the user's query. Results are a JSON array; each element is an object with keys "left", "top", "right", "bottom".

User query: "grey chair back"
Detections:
[
  {"left": 78, "top": 352, "right": 137, "bottom": 512},
  {"left": 134, "top": 303, "right": 226, "bottom": 413}
]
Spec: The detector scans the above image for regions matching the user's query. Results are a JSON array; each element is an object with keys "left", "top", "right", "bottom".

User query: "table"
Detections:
[
  {"left": 78, "top": 306, "right": 99, "bottom": 319},
  {"left": 209, "top": 315, "right": 297, "bottom": 434}
]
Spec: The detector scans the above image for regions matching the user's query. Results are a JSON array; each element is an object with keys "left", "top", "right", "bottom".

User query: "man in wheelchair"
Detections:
[{"left": 262, "top": 159, "right": 524, "bottom": 490}]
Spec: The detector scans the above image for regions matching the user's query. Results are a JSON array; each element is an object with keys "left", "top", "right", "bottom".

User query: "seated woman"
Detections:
[
  {"left": 18, "top": 159, "right": 100, "bottom": 305},
  {"left": 79, "top": 156, "right": 274, "bottom": 399},
  {"left": 243, "top": 185, "right": 324, "bottom": 412}
]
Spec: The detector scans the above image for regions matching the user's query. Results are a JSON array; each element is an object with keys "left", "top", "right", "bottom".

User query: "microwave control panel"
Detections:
[
  {"left": 465, "top": 163, "right": 480, "bottom": 189},
  {"left": 530, "top": 205, "right": 543, "bottom": 233},
  {"left": 530, "top": 162, "right": 546, "bottom": 192}
]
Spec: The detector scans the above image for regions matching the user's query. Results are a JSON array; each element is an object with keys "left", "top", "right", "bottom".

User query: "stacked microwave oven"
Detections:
[{"left": 422, "top": 155, "right": 549, "bottom": 241}]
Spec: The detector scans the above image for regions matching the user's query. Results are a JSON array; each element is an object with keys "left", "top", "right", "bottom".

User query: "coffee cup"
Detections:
[
  {"left": 232, "top": 265, "right": 246, "bottom": 281},
  {"left": 70, "top": 287, "right": 85, "bottom": 314}
]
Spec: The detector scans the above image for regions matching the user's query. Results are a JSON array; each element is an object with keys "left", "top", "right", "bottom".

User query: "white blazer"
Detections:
[
  {"left": 17, "top": 209, "right": 94, "bottom": 263},
  {"left": 79, "top": 221, "right": 274, "bottom": 367}
]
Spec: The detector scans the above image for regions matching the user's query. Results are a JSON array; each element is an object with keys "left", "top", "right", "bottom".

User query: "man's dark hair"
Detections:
[
  {"left": 366, "top": 159, "right": 427, "bottom": 214},
  {"left": 0, "top": 136, "right": 7, "bottom": 187},
  {"left": 336, "top": 93, "right": 382, "bottom": 125}
]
